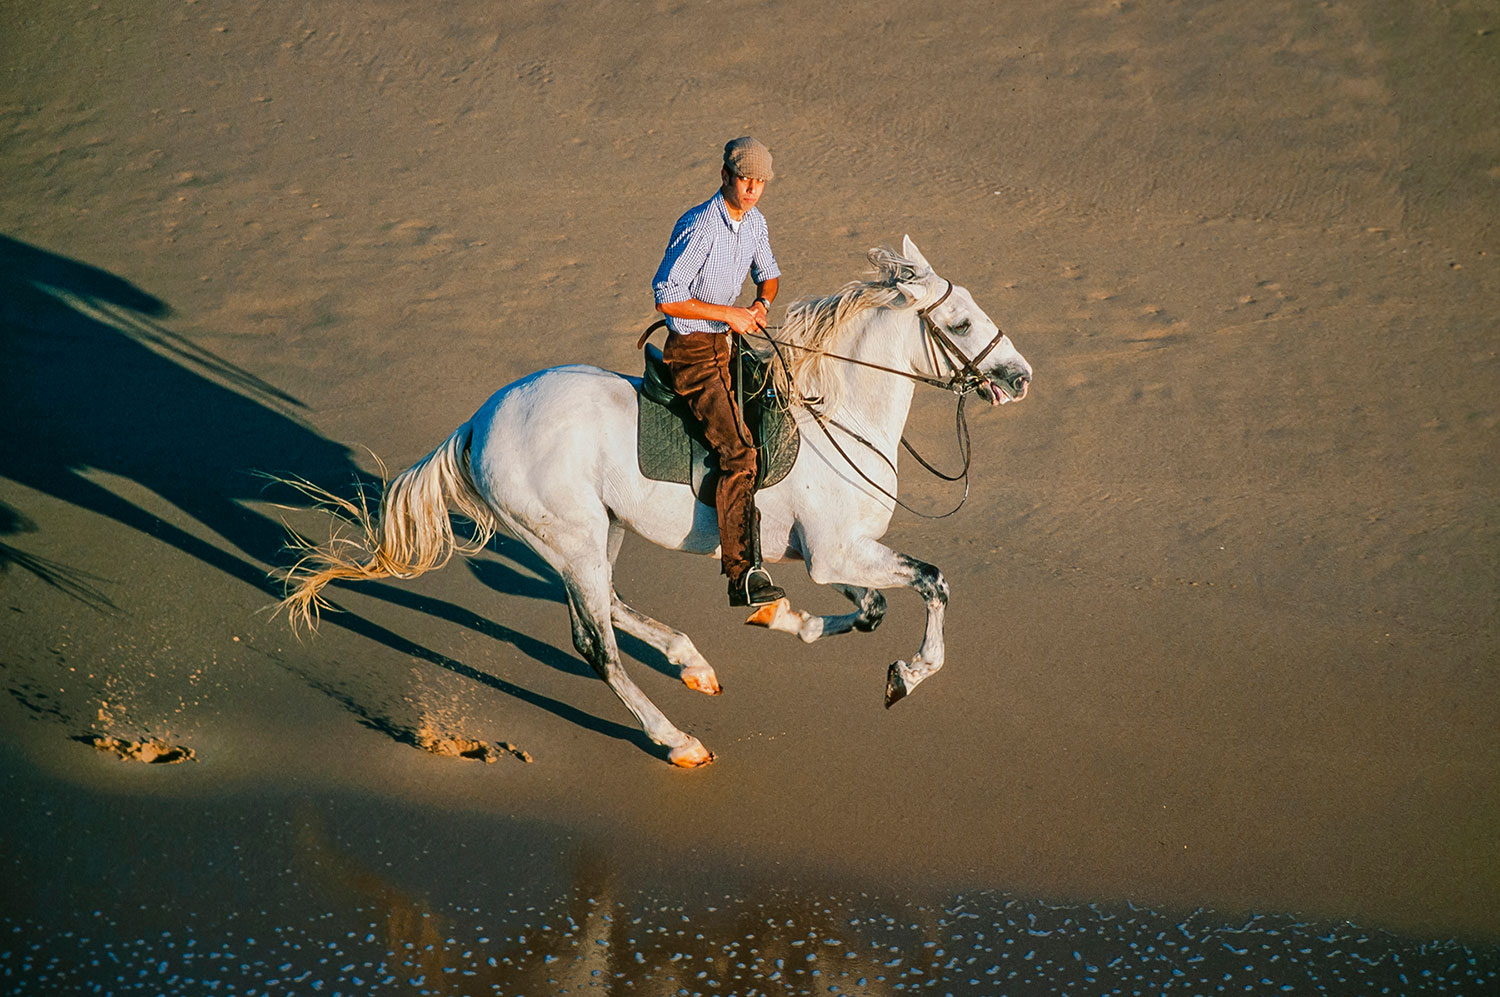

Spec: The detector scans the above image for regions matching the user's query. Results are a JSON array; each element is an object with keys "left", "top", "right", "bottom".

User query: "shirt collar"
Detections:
[{"left": 713, "top": 190, "right": 752, "bottom": 229}]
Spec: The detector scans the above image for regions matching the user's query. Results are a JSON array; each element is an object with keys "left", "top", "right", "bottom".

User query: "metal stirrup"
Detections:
[{"left": 742, "top": 564, "right": 775, "bottom": 592}]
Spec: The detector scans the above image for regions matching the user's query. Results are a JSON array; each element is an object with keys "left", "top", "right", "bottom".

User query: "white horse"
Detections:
[{"left": 280, "top": 237, "right": 1032, "bottom": 767}]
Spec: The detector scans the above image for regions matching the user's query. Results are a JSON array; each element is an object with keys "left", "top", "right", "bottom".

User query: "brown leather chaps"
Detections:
[{"left": 661, "top": 331, "right": 759, "bottom": 579}]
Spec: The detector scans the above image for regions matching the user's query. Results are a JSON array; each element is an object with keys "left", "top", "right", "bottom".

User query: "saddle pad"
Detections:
[
  {"left": 636, "top": 386, "right": 699, "bottom": 487},
  {"left": 635, "top": 383, "right": 800, "bottom": 501},
  {"left": 753, "top": 398, "right": 800, "bottom": 490}
]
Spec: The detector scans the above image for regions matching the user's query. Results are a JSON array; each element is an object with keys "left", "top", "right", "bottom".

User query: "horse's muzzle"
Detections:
[{"left": 983, "top": 368, "right": 1030, "bottom": 405}]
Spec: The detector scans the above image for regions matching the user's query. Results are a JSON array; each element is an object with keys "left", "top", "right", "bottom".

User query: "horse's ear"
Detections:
[
  {"left": 902, "top": 235, "right": 933, "bottom": 274},
  {"left": 895, "top": 275, "right": 927, "bottom": 307},
  {"left": 894, "top": 235, "right": 933, "bottom": 305}
]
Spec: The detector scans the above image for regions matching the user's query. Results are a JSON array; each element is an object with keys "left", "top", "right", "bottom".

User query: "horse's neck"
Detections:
[{"left": 826, "top": 308, "right": 919, "bottom": 455}]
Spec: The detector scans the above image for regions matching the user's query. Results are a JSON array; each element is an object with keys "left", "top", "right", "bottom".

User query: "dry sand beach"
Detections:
[{"left": 3, "top": 0, "right": 1499, "bottom": 991}]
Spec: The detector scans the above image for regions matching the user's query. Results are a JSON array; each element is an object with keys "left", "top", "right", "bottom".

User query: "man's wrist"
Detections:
[{"left": 753, "top": 296, "right": 770, "bottom": 310}]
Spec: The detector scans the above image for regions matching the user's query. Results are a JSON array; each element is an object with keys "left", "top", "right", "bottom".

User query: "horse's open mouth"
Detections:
[
  {"left": 976, "top": 380, "right": 1015, "bottom": 406},
  {"left": 979, "top": 372, "right": 1031, "bottom": 405}
]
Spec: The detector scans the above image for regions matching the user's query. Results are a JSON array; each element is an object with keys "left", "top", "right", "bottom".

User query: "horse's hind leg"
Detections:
[
  {"left": 611, "top": 598, "right": 721, "bottom": 695},
  {"left": 565, "top": 575, "right": 713, "bottom": 766},
  {"left": 746, "top": 583, "right": 887, "bottom": 643},
  {"left": 515, "top": 521, "right": 712, "bottom": 766},
  {"left": 602, "top": 520, "right": 720, "bottom": 695}
]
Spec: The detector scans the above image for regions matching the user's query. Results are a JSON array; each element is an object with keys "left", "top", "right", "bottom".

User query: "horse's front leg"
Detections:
[
  {"left": 881, "top": 555, "right": 948, "bottom": 708},
  {"left": 745, "top": 584, "right": 887, "bottom": 643},
  {"left": 800, "top": 541, "right": 949, "bottom": 707}
]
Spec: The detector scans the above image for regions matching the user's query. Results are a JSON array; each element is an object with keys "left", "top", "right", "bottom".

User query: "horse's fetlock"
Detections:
[{"left": 664, "top": 636, "right": 695, "bottom": 665}]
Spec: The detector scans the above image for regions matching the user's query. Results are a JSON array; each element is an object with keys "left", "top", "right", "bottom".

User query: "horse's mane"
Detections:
[{"left": 768, "top": 246, "right": 923, "bottom": 410}]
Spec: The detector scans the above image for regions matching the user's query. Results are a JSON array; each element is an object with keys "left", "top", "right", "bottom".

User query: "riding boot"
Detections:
[{"left": 728, "top": 501, "right": 784, "bottom": 607}]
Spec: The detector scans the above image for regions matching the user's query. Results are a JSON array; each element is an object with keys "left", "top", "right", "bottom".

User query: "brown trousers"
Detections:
[{"left": 661, "top": 331, "right": 758, "bottom": 579}]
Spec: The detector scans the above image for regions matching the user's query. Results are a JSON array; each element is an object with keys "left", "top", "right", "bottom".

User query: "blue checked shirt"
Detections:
[{"left": 652, "top": 191, "right": 780, "bottom": 334}]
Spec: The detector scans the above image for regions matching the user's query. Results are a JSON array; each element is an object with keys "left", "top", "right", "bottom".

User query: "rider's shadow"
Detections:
[
  {"left": 0, "top": 234, "right": 646, "bottom": 749},
  {"left": 0, "top": 232, "right": 353, "bottom": 595}
]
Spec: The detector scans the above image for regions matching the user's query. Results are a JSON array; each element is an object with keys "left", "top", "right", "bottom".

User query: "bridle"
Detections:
[
  {"left": 913, "top": 279, "right": 1011, "bottom": 398},
  {"left": 636, "top": 277, "right": 1010, "bottom": 397},
  {"left": 740, "top": 279, "right": 1011, "bottom": 398}
]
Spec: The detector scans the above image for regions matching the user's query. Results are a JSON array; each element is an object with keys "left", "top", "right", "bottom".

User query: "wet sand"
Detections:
[
  {"left": 5, "top": 754, "right": 1497, "bottom": 994},
  {"left": 3, "top": 0, "right": 1499, "bottom": 988}
]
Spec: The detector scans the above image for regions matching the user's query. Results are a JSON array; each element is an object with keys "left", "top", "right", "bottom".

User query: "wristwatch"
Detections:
[{"left": 753, "top": 296, "right": 770, "bottom": 310}]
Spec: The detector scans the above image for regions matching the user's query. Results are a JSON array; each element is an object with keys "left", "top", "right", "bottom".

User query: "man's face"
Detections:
[{"left": 722, "top": 168, "right": 767, "bottom": 213}]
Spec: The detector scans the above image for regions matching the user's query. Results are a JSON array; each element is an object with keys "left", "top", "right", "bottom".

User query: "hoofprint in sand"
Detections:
[{"left": 275, "top": 238, "right": 1032, "bottom": 768}]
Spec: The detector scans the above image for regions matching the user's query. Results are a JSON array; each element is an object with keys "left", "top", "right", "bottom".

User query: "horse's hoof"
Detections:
[
  {"left": 681, "top": 665, "right": 722, "bottom": 696},
  {"left": 669, "top": 740, "right": 715, "bottom": 768},
  {"left": 884, "top": 661, "right": 909, "bottom": 709},
  {"left": 744, "top": 597, "right": 791, "bottom": 628}
]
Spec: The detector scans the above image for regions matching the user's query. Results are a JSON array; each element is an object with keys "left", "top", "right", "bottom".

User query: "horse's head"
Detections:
[{"left": 894, "top": 236, "right": 1032, "bottom": 406}]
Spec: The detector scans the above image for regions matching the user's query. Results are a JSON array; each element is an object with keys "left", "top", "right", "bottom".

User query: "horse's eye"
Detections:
[{"left": 955, "top": 319, "right": 972, "bottom": 335}]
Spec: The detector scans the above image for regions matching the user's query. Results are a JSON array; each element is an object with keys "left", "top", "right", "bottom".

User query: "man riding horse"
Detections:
[{"left": 651, "top": 136, "right": 784, "bottom": 608}]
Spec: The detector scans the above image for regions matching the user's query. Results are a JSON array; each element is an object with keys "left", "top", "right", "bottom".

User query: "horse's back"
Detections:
[
  {"left": 472, "top": 363, "right": 634, "bottom": 432},
  {"left": 467, "top": 362, "right": 629, "bottom": 481},
  {"left": 466, "top": 362, "right": 716, "bottom": 552}
]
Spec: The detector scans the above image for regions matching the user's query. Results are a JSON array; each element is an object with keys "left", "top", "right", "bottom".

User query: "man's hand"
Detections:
[
  {"left": 655, "top": 291, "right": 773, "bottom": 335},
  {"left": 723, "top": 305, "right": 765, "bottom": 336}
]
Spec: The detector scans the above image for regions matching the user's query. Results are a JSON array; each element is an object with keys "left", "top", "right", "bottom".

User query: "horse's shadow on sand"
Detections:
[
  {"left": 464, "top": 550, "right": 684, "bottom": 683},
  {"left": 0, "top": 235, "right": 664, "bottom": 754}
]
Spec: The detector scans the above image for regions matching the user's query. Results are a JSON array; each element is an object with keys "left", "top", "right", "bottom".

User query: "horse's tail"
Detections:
[{"left": 276, "top": 422, "right": 497, "bottom": 632}]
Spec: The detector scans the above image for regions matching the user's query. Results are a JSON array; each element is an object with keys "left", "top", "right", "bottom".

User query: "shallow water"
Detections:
[
  {"left": 6, "top": 889, "right": 1496, "bottom": 995},
  {"left": 4, "top": 761, "right": 1496, "bottom": 996}
]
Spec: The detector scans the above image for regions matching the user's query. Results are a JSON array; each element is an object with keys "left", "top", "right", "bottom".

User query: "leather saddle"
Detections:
[{"left": 636, "top": 342, "right": 799, "bottom": 505}]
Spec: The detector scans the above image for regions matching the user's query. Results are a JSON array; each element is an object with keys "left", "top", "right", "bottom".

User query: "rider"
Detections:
[{"left": 651, "top": 136, "right": 785, "bottom": 608}]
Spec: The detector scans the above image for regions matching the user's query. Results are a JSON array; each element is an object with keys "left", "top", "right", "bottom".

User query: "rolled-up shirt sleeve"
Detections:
[{"left": 652, "top": 221, "right": 710, "bottom": 306}]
